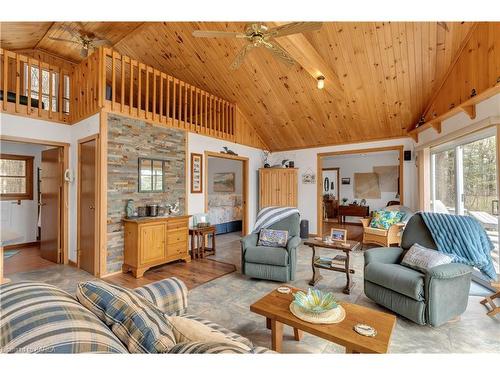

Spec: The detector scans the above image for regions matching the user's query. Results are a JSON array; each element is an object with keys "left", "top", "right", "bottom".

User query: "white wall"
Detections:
[
  {"left": 273, "top": 137, "right": 417, "bottom": 234},
  {"left": 323, "top": 151, "right": 400, "bottom": 221},
  {"left": 0, "top": 112, "right": 100, "bottom": 261},
  {"left": 187, "top": 133, "right": 264, "bottom": 233},
  {"left": 416, "top": 94, "right": 500, "bottom": 146},
  {"left": 0, "top": 141, "right": 48, "bottom": 244},
  {"left": 207, "top": 157, "right": 243, "bottom": 195}
]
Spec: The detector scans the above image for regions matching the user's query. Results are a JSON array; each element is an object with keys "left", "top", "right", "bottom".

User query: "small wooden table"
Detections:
[
  {"left": 189, "top": 225, "right": 216, "bottom": 259},
  {"left": 338, "top": 205, "right": 369, "bottom": 224},
  {"left": 304, "top": 239, "right": 360, "bottom": 294},
  {"left": 250, "top": 287, "right": 396, "bottom": 353}
]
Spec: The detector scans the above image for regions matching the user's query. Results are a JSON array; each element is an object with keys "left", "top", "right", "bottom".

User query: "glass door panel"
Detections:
[
  {"left": 431, "top": 149, "right": 456, "bottom": 214},
  {"left": 462, "top": 135, "right": 499, "bottom": 273}
]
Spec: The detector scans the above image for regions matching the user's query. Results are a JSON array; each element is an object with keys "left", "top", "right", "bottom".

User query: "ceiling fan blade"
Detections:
[
  {"left": 48, "top": 36, "right": 80, "bottom": 45},
  {"left": 266, "top": 22, "right": 323, "bottom": 38},
  {"left": 91, "top": 39, "right": 112, "bottom": 47},
  {"left": 263, "top": 42, "right": 295, "bottom": 67},
  {"left": 192, "top": 30, "right": 247, "bottom": 39},
  {"left": 80, "top": 48, "right": 89, "bottom": 58},
  {"left": 229, "top": 43, "right": 257, "bottom": 70},
  {"left": 59, "top": 24, "right": 83, "bottom": 38}
]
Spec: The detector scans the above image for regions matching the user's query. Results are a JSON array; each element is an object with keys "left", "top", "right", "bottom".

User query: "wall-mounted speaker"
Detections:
[{"left": 404, "top": 150, "right": 412, "bottom": 161}]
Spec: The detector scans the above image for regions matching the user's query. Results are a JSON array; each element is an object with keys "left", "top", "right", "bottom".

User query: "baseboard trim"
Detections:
[
  {"left": 3, "top": 241, "right": 39, "bottom": 250},
  {"left": 100, "top": 270, "right": 123, "bottom": 278}
]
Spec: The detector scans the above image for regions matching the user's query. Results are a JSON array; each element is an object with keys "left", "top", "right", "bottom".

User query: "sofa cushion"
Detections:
[
  {"left": 258, "top": 228, "right": 288, "bottom": 248},
  {"left": 244, "top": 245, "right": 288, "bottom": 266},
  {"left": 180, "top": 314, "right": 253, "bottom": 348},
  {"left": 0, "top": 281, "right": 128, "bottom": 353},
  {"left": 401, "top": 243, "right": 453, "bottom": 273},
  {"left": 364, "top": 262, "right": 425, "bottom": 301},
  {"left": 133, "top": 277, "right": 188, "bottom": 316},
  {"left": 370, "top": 210, "right": 403, "bottom": 229},
  {"left": 76, "top": 280, "right": 176, "bottom": 353},
  {"left": 167, "top": 341, "right": 252, "bottom": 354},
  {"left": 167, "top": 316, "right": 251, "bottom": 351}
]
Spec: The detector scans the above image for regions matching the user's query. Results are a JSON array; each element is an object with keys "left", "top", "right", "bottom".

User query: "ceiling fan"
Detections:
[
  {"left": 48, "top": 24, "right": 112, "bottom": 58},
  {"left": 192, "top": 22, "right": 323, "bottom": 70}
]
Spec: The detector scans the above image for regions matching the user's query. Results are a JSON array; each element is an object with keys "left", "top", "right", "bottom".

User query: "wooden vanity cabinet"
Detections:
[{"left": 122, "top": 215, "right": 190, "bottom": 278}]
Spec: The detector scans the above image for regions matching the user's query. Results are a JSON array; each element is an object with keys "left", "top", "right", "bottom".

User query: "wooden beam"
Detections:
[
  {"left": 461, "top": 104, "right": 476, "bottom": 120},
  {"left": 269, "top": 22, "right": 346, "bottom": 102},
  {"left": 431, "top": 121, "right": 442, "bottom": 134}
]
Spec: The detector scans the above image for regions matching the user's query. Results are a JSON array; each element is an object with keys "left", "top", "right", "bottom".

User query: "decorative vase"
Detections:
[{"left": 126, "top": 199, "right": 135, "bottom": 218}]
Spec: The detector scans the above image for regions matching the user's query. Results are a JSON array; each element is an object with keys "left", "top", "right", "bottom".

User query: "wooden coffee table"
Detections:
[{"left": 250, "top": 287, "right": 396, "bottom": 353}]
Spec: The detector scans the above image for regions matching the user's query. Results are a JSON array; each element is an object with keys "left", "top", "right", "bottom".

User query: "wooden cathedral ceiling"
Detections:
[{"left": 0, "top": 21, "right": 484, "bottom": 151}]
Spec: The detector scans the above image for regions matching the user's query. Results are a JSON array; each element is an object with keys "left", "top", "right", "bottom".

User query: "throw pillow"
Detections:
[
  {"left": 370, "top": 210, "right": 402, "bottom": 230},
  {"left": 76, "top": 280, "right": 176, "bottom": 353},
  {"left": 166, "top": 316, "right": 251, "bottom": 351},
  {"left": 258, "top": 228, "right": 289, "bottom": 247},
  {"left": 401, "top": 243, "right": 453, "bottom": 273}
]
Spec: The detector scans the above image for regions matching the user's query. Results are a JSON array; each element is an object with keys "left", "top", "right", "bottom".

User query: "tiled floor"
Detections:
[{"left": 5, "top": 231, "right": 500, "bottom": 353}]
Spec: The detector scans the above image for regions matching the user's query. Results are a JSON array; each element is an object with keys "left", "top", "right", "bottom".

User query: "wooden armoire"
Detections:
[{"left": 258, "top": 168, "right": 298, "bottom": 209}]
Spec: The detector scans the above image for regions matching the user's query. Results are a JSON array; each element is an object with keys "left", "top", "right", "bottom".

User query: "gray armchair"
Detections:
[
  {"left": 241, "top": 213, "right": 300, "bottom": 282},
  {"left": 364, "top": 213, "right": 472, "bottom": 327}
]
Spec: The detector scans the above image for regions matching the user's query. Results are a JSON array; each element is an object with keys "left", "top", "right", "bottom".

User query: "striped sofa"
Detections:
[{"left": 0, "top": 278, "right": 272, "bottom": 354}]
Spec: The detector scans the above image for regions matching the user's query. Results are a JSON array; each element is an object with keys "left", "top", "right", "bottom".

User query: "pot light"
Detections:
[{"left": 317, "top": 75, "right": 325, "bottom": 89}]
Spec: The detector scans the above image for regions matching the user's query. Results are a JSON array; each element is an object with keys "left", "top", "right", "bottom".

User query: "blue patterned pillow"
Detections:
[
  {"left": 370, "top": 210, "right": 402, "bottom": 230},
  {"left": 258, "top": 229, "right": 289, "bottom": 247}
]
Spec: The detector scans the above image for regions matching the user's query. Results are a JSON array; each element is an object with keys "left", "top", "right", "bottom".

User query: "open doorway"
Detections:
[
  {"left": 1, "top": 137, "right": 68, "bottom": 280},
  {"left": 317, "top": 146, "right": 404, "bottom": 240}
]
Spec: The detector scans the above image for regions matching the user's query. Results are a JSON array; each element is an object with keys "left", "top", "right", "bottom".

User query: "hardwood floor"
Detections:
[
  {"left": 4, "top": 244, "right": 56, "bottom": 275},
  {"left": 104, "top": 258, "right": 236, "bottom": 290}
]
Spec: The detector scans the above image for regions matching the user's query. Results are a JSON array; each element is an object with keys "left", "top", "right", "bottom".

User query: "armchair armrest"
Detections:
[
  {"left": 364, "top": 247, "right": 404, "bottom": 266},
  {"left": 359, "top": 218, "right": 371, "bottom": 228},
  {"left": 286, "top": 235, "right": 301, "bottom": 252},
  {"left": 133, "top": 277, "right": 188, "bottom": 316},
  {"left": 240, "top": 233, "right": 258, "bottom": 249},
  {"left": 425, "top": 263, "right": 472, "bottom": 280}
]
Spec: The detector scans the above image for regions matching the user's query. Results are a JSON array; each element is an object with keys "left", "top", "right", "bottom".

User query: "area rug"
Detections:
[{"left": 3, "top": 250, "right": 19, "bottom": 259}]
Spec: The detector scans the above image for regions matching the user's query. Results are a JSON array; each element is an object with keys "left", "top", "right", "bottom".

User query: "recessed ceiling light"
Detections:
[{"left": 317, "top": 75, "right": 325, "bottom": 89}]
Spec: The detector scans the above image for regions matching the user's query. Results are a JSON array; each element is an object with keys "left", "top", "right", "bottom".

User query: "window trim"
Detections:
[{"left": 0, "top": 153, "right": 34, "bottom": 201}]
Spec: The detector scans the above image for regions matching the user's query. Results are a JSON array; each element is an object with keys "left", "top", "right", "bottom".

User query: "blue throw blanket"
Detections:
[
  {"left": 252, "top": 206, "right": 300, "bottom": 234},
  {"left": 420, "top": 212, "right": 497, "bottom": 280}
]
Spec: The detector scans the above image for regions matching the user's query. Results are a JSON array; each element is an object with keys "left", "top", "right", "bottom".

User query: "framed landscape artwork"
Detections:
[
  {"left": 191, "top": 153, "right": 203, "bottom": 193},
  {"left": 213, "top": 172, "right": 235, "bottom": 192}
]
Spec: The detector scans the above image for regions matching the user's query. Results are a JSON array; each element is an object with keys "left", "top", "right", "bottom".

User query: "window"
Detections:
[
  {"left": 138, "top": 158, "right": 165, "bottom": 193},
  {"left": 0, "top": 154, "right": 34, "bottom": 201},
  {"left": 24, "top": 65, "right": 70, "bottom": 114}
]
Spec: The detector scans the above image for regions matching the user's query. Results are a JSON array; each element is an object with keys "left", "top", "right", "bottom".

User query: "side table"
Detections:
[{"left": 189, "top": 225, "right": 216, "bottom": 259}]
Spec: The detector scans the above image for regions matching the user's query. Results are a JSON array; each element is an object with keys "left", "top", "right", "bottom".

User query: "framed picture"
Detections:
[
  {"left": 330, "top": 228, "right": 347, "bottom": 243},
  {"left": 213, "top": 172, "right": 235, "bottom": 192},
  {"left": 190, "top": 153, "right": 203, "bottom": 193},
  {"left": 341, "top": 177, "right": 350, "bottom": 185}
]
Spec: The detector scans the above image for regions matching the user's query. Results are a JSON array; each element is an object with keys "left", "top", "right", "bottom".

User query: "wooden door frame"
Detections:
[
  {"left": 0, "top": 135, "right": 69, "bottom": 265},
  {"left": 77, "top": 133, "right": 100, "bottom": 276},
  {"left": 204, "top": 151, "right": 249, "bottom": 236},
  {"left": 316, "top": 146, "right": 404, "bottom": 237}
]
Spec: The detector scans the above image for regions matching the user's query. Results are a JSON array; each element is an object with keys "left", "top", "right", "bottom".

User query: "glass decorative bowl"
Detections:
[{"left": 293, "top": 288, "right": 338, "bottom": 314}]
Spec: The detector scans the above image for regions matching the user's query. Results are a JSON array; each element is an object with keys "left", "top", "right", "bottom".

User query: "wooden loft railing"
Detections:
[
  {"left": 0, "top": 48, "right": 71, "bottom": 124},
  {"left": 1, "top": 47, "right": 267, "bottom": 149},
  {"left": 98, "top": 48, "right": 237, "bottom": 142}
]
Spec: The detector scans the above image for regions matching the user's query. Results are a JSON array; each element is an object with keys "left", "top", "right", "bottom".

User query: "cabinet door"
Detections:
[{"left": 139, "top": 223, "right": 166, "bottom": 265}]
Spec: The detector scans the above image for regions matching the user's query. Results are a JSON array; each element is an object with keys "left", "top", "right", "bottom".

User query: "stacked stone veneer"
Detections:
[{"left": 107, "top": 113, "right": 186, "bottom": 273}]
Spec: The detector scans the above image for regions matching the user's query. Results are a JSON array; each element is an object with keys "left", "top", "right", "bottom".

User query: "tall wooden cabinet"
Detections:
[
  {"left": 259, "top": 168, "right": 298, "bottom": 209},
  {"left": 122, "top": 215, "right": 190, "bottom": 278}
]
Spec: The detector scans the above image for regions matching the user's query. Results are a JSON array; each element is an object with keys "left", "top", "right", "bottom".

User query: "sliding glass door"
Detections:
[{"left": 430, "top": 129, "right": 499, "bottom": 274}]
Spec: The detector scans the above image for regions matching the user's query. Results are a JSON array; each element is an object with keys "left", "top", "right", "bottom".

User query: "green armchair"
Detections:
[
  {"left": 364, "top": 213, "right": 473, "bottom": 327},
  {"left": 241, "top": 213, "right": 301, "bottom": 282}
]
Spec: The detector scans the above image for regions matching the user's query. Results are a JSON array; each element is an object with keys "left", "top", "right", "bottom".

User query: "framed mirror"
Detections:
[{"left": 138, "top": 158, "right": 165, "bottom": 192}]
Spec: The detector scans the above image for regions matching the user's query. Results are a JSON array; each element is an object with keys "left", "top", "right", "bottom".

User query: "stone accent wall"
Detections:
[{"left": 107, "top": 113, "right": 186, "bottom": 273}]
